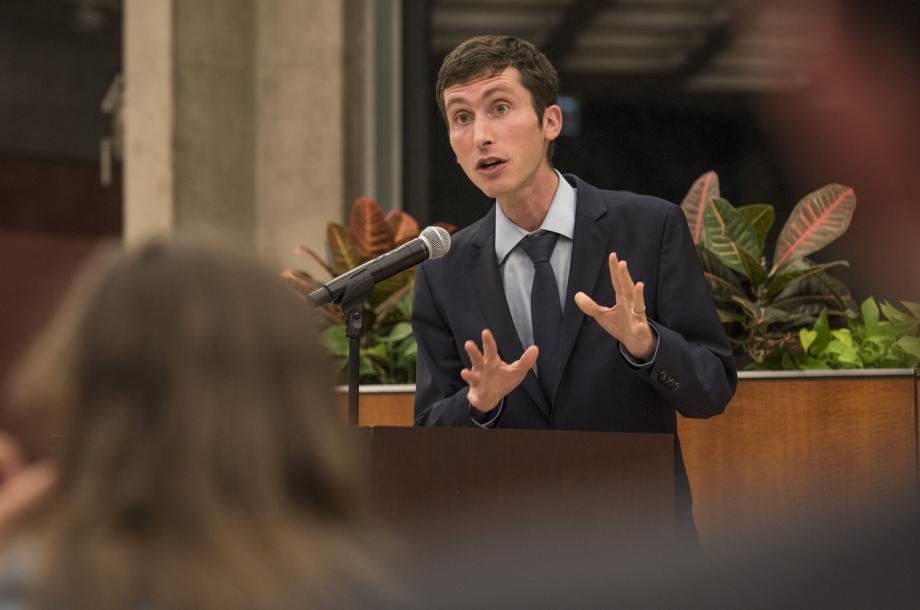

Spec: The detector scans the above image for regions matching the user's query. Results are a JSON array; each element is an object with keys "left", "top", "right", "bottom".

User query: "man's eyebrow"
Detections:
[
  {"left": 444, "top": 96, "right": 467, "bottom": 111},
  {"left": 444, "top": 84, "right": 515, "bottom": 112}
]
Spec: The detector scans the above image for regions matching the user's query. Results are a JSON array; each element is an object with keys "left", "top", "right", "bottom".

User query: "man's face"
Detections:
[{"left": 442, "top": 67, "right": 561, "bottom": 201}]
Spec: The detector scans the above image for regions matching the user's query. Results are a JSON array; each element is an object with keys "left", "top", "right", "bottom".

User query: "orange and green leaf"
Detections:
[
  {"left": 386, "top": 209, "right": 421, "bottom": 246},
  {"left": 327, "top": 223, "right": 360, "bottom": 274},
  {"left": 280, "top": 270, "right": 344, "bottom": 324},
  {"left": 737, "top": 204, "right": 775, "bottom": 252},
  {"left": 681, "top": 171, "right": 720, "bottom": 245},
  {"left": 293, "top": 245, "right": 336, "bottom": 278},
  {"left": 701, "top": 197, "right": 762, "bottom": 280},
  {"left": 369, "top": 269, "right": 412, "bottom": 308},
  {"left": 373, "top": 280, "right": 415, "bottom": 320},
  {"left": 349, "top": 196, "right": 394, "bottom": 258},
  {"left": 771, "top": 184, "right": 856, "bottom": 274}
]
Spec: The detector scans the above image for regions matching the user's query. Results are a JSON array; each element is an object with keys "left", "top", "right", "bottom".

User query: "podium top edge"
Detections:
[{"left": 335, "top": 369, "right": 918, "bottom": 394}]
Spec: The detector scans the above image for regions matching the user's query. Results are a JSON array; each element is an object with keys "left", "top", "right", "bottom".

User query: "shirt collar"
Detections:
[{"left": 494, "top": 170, "right": 576, "bottom": 265}]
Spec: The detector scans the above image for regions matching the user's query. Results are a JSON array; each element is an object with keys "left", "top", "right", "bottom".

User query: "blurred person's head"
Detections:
[
  {"left": 3, "top": 237, "right": 373, "bottom": 610},
  {"left": 755, "top": 0, "right": 920, "bottom": 299},
  {"left": 436, "top": 36, "right": 562, "bottom": 202}
]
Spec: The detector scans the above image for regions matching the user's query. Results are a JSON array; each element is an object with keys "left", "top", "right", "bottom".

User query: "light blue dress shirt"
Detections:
[{"left": 495, "top": 170, "right": 575, "bottom": 352}]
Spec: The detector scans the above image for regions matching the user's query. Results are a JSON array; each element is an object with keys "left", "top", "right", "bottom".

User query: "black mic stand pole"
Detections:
[{"left": 337, "top": 268, "right": 374, "bottom": 426}]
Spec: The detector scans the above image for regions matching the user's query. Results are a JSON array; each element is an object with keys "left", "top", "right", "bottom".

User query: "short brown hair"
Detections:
[{"left": 436, "top": 36, "right": 560, "bottom": 158}]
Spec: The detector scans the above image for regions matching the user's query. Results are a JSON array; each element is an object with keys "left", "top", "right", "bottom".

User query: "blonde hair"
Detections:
[{"left": 5, "top": 237, "right": 374, "bottom": 610}]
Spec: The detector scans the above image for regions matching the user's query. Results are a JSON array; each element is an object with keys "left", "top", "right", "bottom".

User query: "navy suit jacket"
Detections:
[{"left": 412, "top": 174, "right": 737, "bottom": 503}]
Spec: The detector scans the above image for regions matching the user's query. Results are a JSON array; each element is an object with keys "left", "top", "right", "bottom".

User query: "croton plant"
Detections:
[
  {"left": 681, "top": 171, "right": 859, "bottom": 366},
  {"left": 283, "top": 197, "right": 454, "bottom": 384}
]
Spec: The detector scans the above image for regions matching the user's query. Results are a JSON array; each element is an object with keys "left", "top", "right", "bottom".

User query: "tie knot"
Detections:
[{"left": 518, "top": 230, "right": 558, "bottom": 264}]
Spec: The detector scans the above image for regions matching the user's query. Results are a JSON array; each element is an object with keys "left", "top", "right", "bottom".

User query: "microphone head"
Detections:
[{"left": 419, "top": 226, "right": 451, "bottom": 259}]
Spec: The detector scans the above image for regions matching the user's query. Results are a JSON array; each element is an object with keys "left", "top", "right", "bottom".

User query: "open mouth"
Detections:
[{"left": 477, "top": 158, "right": 506, "bottom": 170}]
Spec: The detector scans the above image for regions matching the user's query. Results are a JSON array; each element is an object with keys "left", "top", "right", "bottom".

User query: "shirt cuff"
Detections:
[
  {"left": 470, "top": 397, "right": 505, "bottom": 428},
  {"left": 619, "top": 321, "right": 661, "bottom": 368}
]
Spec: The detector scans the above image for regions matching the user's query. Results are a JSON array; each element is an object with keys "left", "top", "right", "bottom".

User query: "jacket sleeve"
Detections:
[
  {"left": 630, "top": 204, "right": 737, "bottom": 418},
  {"left": 411, "top": 263, "right": 477, "bottom": 427}
]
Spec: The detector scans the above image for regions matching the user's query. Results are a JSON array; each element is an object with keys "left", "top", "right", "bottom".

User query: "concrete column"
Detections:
[
  {"left": 123, "top": 0, "right": 345, "bottom": 271},
  {"left": 123, "top": 0, "right": 174, "bottom": 244},
  {"left": 255, "top": 0, "right": 344, "bottom": 270},
  {"left": 343, "top": 0, "right": 372, "bottom": 207}
]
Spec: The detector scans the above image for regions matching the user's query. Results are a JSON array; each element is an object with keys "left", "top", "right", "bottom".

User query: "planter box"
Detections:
[
  {"left": 335, "top": 384, "right": 415, "bottom": 426},
  {"left": 679, "top": 369, "right": 919, "bottom": 551},
  {"left": 339, "top": 370, "right": 920, "bottom": 550}
]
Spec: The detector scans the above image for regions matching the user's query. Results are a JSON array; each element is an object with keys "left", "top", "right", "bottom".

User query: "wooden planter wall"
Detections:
[
  {"left": 680, "top": 371, "right": 918, "bottom": 550},
  {"left": 340, "top": 371, "right": 920, "bottom": 550}
]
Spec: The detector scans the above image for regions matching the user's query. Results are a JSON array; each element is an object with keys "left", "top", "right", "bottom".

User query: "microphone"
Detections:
[{"left": 308, "top": 225, "right": 451, "bottom": 307}]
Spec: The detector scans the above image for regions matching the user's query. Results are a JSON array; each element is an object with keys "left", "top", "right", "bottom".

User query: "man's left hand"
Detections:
[{"left": 574, "top": 251, "right": 657, "bottom": 360}]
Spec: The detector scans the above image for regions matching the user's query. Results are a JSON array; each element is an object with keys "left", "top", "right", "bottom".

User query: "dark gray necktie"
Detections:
[{"left": 518, "top": 230, "right": 563, "bottom": 402}]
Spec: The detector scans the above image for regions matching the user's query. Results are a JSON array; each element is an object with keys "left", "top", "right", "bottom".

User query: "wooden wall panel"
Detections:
[{"left": 679, "top": 377, "right": 918, "bottom": 551}]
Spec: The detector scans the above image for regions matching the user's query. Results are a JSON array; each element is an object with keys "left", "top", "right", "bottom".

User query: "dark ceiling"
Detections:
[{"left": 431, "top": 0, "right": 811, "bottom": 94}]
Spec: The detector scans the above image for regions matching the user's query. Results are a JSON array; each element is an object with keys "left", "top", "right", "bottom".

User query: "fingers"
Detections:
[
  {"left": 609, "top": 252, "right": 638, "bottom": 310},
  {"left": 515, "top": 345, "right": 539, "bottom": 371},
  {"left": 465, "top": 330, "right": 499, "bottom": 369},
  {"left": 481, "top": 329, "right": 499, "bottom": 361},
  {"left": 574, "top": 291, "right": 606, "bottom": 318},
  {"left": 608, "top": 252, "right": 621, "bottom": 306},
  {"left": 633, "top": 281, "right": 647, "bottom": 317},
  {"left": 463, "top": 334, "right": 534, "bottom": 411},
  {"left": 465, "top": 330, "right": 538, "bottom": 378},
  {"left": 464, "top": 339, "right": 484, "bottom": 369},
  {"left": 617, "top": 260, "right": 635, "bottom": 308}
]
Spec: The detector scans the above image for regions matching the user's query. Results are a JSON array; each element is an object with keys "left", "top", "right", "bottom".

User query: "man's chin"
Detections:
[
  {"left": 463, "top": 166, "right": 515, "bottom": 198},
  {"left": 472, "top": 179, "right": 504, "bottom": 200}
]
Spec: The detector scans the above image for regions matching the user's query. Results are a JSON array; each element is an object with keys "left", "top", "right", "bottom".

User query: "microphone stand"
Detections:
[
  {"left": 337, "top": 268, "right": 375, "bottom": 426},
  {"left": 305, "top": 227, "right": 448, "bottom": 426}
]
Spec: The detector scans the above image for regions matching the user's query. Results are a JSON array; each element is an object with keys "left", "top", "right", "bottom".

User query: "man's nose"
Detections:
[{"left": 473, "top": 117, "right": 493, "bottom": 148}]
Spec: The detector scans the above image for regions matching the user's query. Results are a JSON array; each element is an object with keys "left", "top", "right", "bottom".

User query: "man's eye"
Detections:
[
  {"left": 494, "top": 103, "right": 509, "bottom": 114},
  {"left": 454, "top": 112, "right": 471, "bottom": 125}
]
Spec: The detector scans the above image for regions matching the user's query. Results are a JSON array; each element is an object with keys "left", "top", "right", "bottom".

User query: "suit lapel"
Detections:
[
  {"left": 553, "top": 176, "right": 610, "bottom": 403},
  {"left": 471, "top": 207, "right": 551, "bottom": 419}
]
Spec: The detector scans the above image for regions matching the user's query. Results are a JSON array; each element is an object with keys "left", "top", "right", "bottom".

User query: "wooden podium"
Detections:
[{"left": 353, "top": 427, "right": 677, "bottom": 557}]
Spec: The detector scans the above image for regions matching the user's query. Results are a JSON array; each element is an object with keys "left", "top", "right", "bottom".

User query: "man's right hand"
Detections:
[{"left": 461, "top": 329, "right": 538, "bottom": 413}]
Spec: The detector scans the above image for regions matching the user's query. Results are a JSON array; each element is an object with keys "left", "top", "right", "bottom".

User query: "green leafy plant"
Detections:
[
  {"left": 681, "top": 171, "right": 858, "bottom": 366},
  {"left": 283, "top": 197, "right": 452, "bottom": 384},
  {"left": 319, "top": 304, "right": 418, "bottom": 384},
  {"left": 776, "top": 298, "right": 920, "bottom": 370}
]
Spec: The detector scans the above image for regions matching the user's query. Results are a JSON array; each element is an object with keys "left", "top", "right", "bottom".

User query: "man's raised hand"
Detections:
[
  {"left": 461, "top": 329, "right": 539, "bottom": 412},
  {"left": 574, "top": 251, "right": 657, "bottom": 360}
]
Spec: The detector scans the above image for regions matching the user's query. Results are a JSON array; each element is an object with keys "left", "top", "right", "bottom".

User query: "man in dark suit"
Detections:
[{"left": 412, "top": 36, "right": 736, "bottom": 517}]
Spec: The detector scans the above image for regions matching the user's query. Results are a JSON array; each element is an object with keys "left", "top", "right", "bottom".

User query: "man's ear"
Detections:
[{"left": 542, "top": 104, "right": 563, "bottom": 141}]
